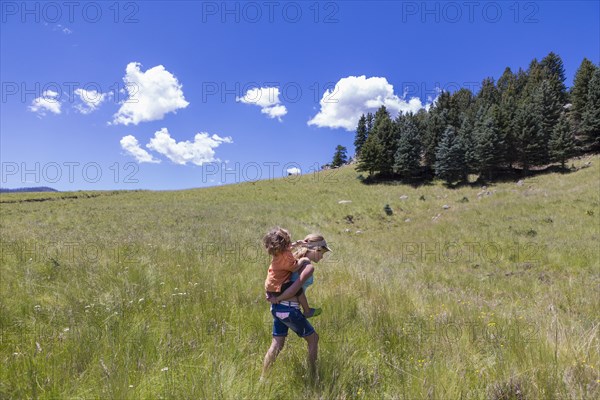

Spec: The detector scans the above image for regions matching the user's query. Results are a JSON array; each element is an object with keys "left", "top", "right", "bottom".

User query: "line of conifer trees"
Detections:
[{"left": 354, "top": 53, "right": 599, "bottom": 184}]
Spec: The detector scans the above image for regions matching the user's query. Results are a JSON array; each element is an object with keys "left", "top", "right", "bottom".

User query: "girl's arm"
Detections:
[{"left": 270, "top": 263, "right": 314, "bottom": 303}]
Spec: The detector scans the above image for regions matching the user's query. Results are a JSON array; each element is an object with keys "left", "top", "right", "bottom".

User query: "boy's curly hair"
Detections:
[{"left": 263, "top": 227, "right": 292, "bottom": 256}]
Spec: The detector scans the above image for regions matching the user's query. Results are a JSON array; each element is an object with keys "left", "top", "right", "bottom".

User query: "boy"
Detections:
[{"left": 263, "top": 227, "right": 319, "bottom": 317}]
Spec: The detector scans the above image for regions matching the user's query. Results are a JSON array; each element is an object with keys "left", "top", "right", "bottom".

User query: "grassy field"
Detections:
[{"left": 1, "top": 154, "right": 599, "bottom": 399}]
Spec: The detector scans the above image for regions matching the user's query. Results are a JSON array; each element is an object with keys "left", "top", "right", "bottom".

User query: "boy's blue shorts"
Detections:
[{"left": 271, "top": 303, "right": 315, "bottom": 338}]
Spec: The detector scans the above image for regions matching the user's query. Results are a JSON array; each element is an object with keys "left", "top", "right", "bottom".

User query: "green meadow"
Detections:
[{"left": 1, "top": 155, "right": 599, "bottom": 399}]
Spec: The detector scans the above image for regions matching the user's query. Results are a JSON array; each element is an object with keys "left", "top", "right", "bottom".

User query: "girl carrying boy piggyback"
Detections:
[
  {"left": 264, "top": 229, "right": 330, "bottom": 317},
  {"left": 261, "top": 227, "right": 331, "bottom": 379}
]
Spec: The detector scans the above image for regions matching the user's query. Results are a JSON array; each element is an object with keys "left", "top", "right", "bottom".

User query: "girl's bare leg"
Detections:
[{"left": 261, "top": 336, "right": 286, "bottom": 379}]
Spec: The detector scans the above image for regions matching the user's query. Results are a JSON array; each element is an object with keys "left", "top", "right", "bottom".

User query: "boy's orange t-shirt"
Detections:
[{"left": 264, "top": 250, "right": 297, "bottom": 292}]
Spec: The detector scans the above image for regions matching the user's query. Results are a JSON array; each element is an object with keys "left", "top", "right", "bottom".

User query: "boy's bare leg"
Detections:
[{"left": 298, "top": 292, "right": 310, "bottom": 315}]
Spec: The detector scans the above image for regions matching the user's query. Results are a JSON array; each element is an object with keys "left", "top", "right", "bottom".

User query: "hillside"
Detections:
[
  {"left": 1, "top": 154, "right": 598, "bottom": 399},
  {"left": 0, "top": 186, "right": 58, "bottom": 193}
]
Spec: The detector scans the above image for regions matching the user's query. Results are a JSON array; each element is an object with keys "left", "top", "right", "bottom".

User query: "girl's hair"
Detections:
[
  {"left": 263, "top": 227, "right": 292, "bottom": 256},
  {"left": 292, "top": 233, "right": 326, "bottom": 259}
]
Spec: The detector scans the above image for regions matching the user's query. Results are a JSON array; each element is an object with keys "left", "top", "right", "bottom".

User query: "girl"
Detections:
[
  {"left": 261, "top": 230, "right": 331, "bottom": 380},
  {"left": 290, "top": 234, "right": 331, "bottom": 317}
]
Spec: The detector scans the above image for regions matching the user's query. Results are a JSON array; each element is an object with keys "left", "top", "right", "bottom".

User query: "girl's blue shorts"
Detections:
[{"left": 271, "top": 303, "right": 315, "bottom": 338}]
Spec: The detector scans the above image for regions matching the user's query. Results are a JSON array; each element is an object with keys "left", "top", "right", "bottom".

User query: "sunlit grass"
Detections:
[{"left": 1, "top": 154, "right": 599, "bottom": 399}]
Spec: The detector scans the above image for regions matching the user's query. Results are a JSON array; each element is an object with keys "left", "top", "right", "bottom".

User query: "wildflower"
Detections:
[{"left": 161, "top": 367, "right": 169, "bottom": 372}]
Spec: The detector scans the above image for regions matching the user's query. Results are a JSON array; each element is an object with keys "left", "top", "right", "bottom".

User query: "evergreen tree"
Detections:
[
  {"left": 423, "top": 107, "right": 449, "bottom": 168},
  {"left": 332, "top": 145, "right": 348, "bottom": 168},
  {"left": 523, "top": 58, "right": 544, "bottom": 99},
  {"left": 497, "top": 67, "right": 516, "bottom": 97},
  {"left": 413, "top": 109, "right": 428, "bottom": 134},
  {"left": 549, "top": 113, "right": 576, "bottom": 168},
  {"left": 534, "top": 79, "right": 562, "bottom": 163},
  {"left": 457, "top": 115, "right": 476, "bottom": 180},
  {"left": 354, "top": 114, "right": 368, "bottom": 157},
  {"left": 394, "top": 117, "right": 422, "bottom": 179},
  {"left": 474, "top": 105, "right": 505, "bottom": 180},
  {"left": 514, "top": 67, "right": 529, "bottom": 99},
  {"left": 434, "top": 126, "right": 465, "bottom": 184},
  {"left": 356, "top": 134, "right": 381, "bottom": 176},
  {"left": 476, "top": 77, "right": 500, "bottom": 111},
  {"left": 515, "top": 101, "right": 545, "bottom": 173},
  {"left": 356, "top": 107, "right": 394, "bottom": 176},
  {"left": 366, "top": 112, "right": 374, "bottom": 134},
  {"left": 451, "top": 88, "right": 475, "bottom": 124},
  {"left": 423, "top": 91, "right": 462, "bottom": 169},
  {"left": 571, "top": 58, "right": 597, "bottom": 128},
  {"left": 580, "top": 68, "right": 600, "bottom": 151},
  {"left": 372, "top": 106, "right": 397, "bottom": 176},
  {"left": 437, "top": 90, "right": 460, "bottom": 129},
  {"left": 540, "top": 52, "right": 568, "bottom": 104},
  {"left": 494, "top": 69, "right": 519, "bottom": 168},
  {"left": 499, "top": 92, "right": 519, "bottom": 167}
]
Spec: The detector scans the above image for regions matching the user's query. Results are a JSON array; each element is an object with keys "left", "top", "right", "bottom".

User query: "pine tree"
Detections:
[
  {"left": 366, "top": 112, "right": 374, "bottom": 134},
  {"left": 356, "top": 107, "right": 394, "bottom": 176},
  {"left": 549, "top": 113, "right": 576, "bottom": 168},
  {"left": 515, "top": 67, "right": 529, "bottom": 99},
  {"left": 371, "top": 106, "right": 397, "bottom": 176},
  {"left": 534, "top": 79, "right": 562, "bottom": 163},
  {"left": 571, "top": 58, "right": 598, "bottom": 128},
  {"left": 540, "top": 52, "right": 568, "bottom": 104},
  {"left": 474, "top": 106, "right": 504, "bottom": 180},
  {"left": 523, "top": 59, "right": 544, "bottom": 99},
  {"left": 354, "top": 114, "right": 368, "bottom": 157},
  {"left": 332, "top": 145, "right": 348, "bottom": 168},
  {"left": 495, "top": 69, "right": 519, "bottom": 168},
  {"left": 451, "top": 88, "right": 475, "bottom": 124},
  {"left": 413, "top": 109, "right": 428, "bottom": 133},
  {"left": 356, "top": 134, "right": 382, "bottom": 176},
  {"left": 580, "top": 68, "right": 600, "bottom": 151},
  {"left": 434, "top": 126, "right": 465, "bottom": 185},
  {"left": 476, "top": 77, "right": 500, "bottom": 111},
  {"left": 515, "top": 101, "right": 545, "bottom": 173},
  {"left": 497, "top": 67, "right": 516, "bottom": 97},
  {"left": 394, "top": 117, "right": 422, "bottom": 179},
  {"left": 499, "top": 91, "right": 519, "bottom": 167},
  {"left": 423, "top": 107, "right": 449, "bottom": 168},
  {"left": 457, "top": 115, "right": 476, "bottom": 180}
]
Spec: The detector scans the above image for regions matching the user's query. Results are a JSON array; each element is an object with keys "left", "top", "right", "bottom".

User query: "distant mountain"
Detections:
[{"left": 0, "top": 187, "right": 59, "bottom": 193}]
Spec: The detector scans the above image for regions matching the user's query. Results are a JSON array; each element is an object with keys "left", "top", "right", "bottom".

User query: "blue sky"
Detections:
[{"left": 1, "top": 0, "right": 599, "bottom": 190}]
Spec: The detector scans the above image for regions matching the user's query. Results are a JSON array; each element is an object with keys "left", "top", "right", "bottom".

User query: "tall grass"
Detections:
[{"left": 1, "top": 155, "right": 598, "bottom": 399}]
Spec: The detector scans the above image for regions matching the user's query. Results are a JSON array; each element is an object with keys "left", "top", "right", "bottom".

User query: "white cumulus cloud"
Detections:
[
  {"left": 120, "top": 135, "right": 161, "bottom": 164},
  {"left": 146, "top": 128, "right": 233, "bottom": 166},
  {"left": 261, "top": 104, "right": 287, "bottom": 119},
  {"left": 112, "top": 62, "right": 189, "bottom": 125},
  {"left": 308, "top": 75, "right": 431, "bottom": 131},
  {"left": 237, "top": 87, "right": 287, "bottom": 121},
  {"left": 28, "top": 90, "right": 61, "bottom": 116},
  {"left": 74, "top": 88, "right": 108, "bottom": 114}
]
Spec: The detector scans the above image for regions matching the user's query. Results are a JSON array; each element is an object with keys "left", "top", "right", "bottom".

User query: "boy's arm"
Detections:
[
  {"left": 270, "top": 264, "right": 314, "bottom": 303},
  {"left": 292, "top": 257, "right": 309, "bottom": 272}
]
